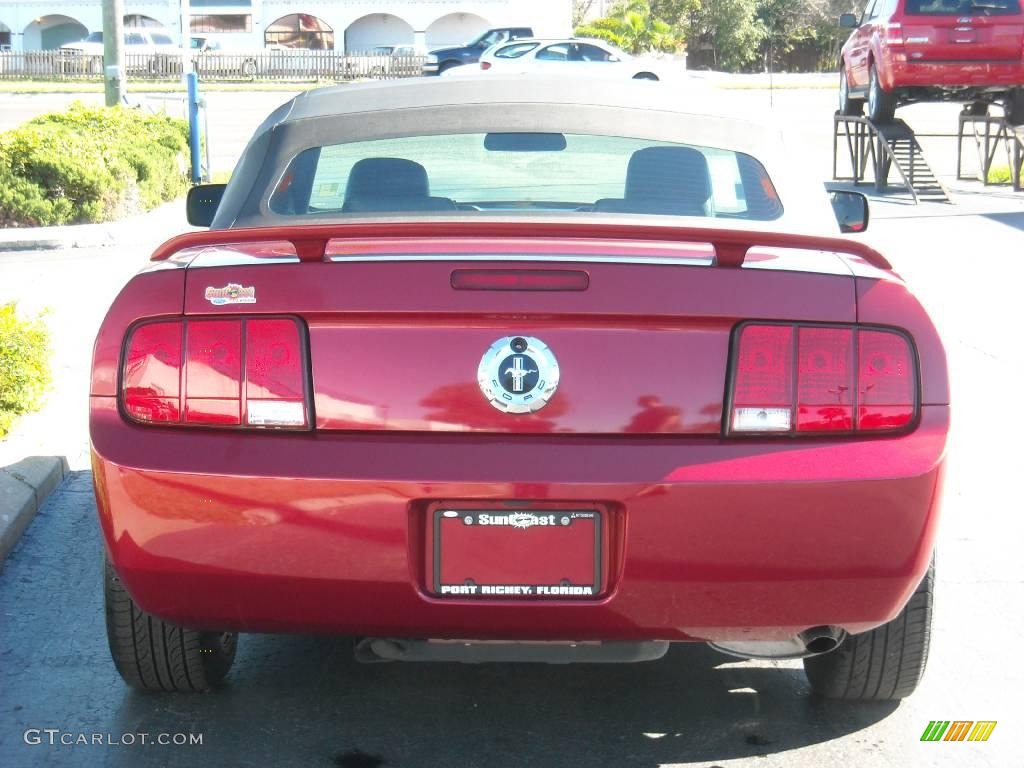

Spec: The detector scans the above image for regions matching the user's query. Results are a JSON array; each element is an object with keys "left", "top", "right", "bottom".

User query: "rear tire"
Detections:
[
  {"left": 804, "top": 558, "right": 933, "bottom": 700},
  {"left": 633, "top": 72, "right": 659, "bottom": 81},
  {"left": 867, "top": 63, "right": 897, "bottom": 123},
  {"left": 104, "top": 557, "right": 237, "bottom": 692},
  {"left": 1007, "top": 88, "right": 1024, "bottom": 125},
  {"left": 838, "top": 68, "right": 864, "bottom": 116}
]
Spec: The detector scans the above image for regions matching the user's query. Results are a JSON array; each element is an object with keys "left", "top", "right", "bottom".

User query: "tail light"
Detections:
[
  {"left": 480, "top": 61, "right": 492, "bottom": 70},
  {"left": 728, "top": 323, "right": 917, "bottom": 436},
  {"left": 884, "top": 22, "right": 904, "bottom": 47},
  {"left": 122, "top": 316, "right": 310, "bottom": 429}
]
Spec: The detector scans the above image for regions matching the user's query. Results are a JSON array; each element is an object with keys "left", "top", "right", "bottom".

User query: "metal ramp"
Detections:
[
  {"left": 833, "top": 114, "right": 950, "bottom": 204},
  {"left": 957, "top": 115, "right": 1024, "bottom": 192}
]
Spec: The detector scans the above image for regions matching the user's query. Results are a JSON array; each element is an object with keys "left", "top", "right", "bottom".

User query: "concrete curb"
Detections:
[
  {"left": 0, "top": 456, "right": 69, "bottom": 565},
  {"left": 0, "top": 227, "right": 117, "bottom": 253},
  {"left": 0, "top": 198, "right": 191, "bottom": 254}
]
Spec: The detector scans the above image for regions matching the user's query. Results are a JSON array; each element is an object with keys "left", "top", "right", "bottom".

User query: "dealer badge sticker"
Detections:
[{"left": 478, "top": 336, "right": 560, "bottom": 414}]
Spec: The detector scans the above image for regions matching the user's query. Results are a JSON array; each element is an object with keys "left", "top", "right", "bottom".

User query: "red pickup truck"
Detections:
[{"left": 838, "top": 0, "right": 1024, "bottom": 123}]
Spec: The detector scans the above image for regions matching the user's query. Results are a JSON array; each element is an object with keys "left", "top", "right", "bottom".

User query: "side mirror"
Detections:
[
  {"left": 830, "top": 190, "right": 869, "bottom": 233},
  {"left": 186, "top": 183, "right": 226, "bottom": 227},
  {"left": 839, "top": 13, "right": 859, "bottom": 29}
]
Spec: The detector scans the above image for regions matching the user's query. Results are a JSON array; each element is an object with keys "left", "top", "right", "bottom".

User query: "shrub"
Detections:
[
  {"left": 0, "top": 103, "right": 189, "bottom": 227},
  {"left": 0, "top": 304, "right": 51, "bottom": 438}
]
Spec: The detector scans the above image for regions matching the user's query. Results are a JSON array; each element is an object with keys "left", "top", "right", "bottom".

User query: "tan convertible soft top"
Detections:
[{"left": 217, "top": 76, "right": 835, "bottom": 233}]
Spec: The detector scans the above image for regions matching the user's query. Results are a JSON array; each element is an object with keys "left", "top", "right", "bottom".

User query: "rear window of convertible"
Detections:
[{"left": 268, "top": 133, "right": 784, "bottom": 221}]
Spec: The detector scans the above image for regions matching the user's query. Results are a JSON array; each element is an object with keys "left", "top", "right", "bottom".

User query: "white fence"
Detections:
[{"left": 0, "top": 50, "right": 427, "bottom": 82}]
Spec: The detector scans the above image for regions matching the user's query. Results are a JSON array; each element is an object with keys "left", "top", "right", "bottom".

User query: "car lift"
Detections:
[
  {"left": 834, "top": 109, "right": 1024, "bottom": 203},
  {"left": 833, "top": 113, "right": 949, "bottom": 204},
  {"left": 957, "top": 114, "right": 1024, "bottom": 193}
]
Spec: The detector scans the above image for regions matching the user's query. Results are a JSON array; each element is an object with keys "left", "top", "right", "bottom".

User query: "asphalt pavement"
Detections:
[{"left": 1, "top": 84, "right": 1022, "bottom": 768}]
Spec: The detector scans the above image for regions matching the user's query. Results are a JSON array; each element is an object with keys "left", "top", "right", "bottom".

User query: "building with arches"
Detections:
[{"left": 0, "top": 1, "right": 570, "bottom": 52}]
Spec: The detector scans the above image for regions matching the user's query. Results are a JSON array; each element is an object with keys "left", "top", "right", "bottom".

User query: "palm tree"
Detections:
[
  {"left": 610, "top": 1, "right": 677, "bottom": 54},
  {"left": 575, "top": 0, "right": 680, "bottom": 55}
]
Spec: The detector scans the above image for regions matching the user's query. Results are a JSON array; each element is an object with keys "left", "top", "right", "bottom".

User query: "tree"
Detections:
[
  {"left": 649, "top": 0, "right": 701, "bottom": 26},
  {"left": 579, "top": 0, "right": 860, "bottom": 72},
  {"left": 679, "top": 0, "right": 764, "bottom": 71},
  {"left": 757, "top": 0, "right": 860, "bottom": 71},
  {"left": 573, "top": 0, "right": 600, "bottom": 27},
  {"left": 574, "top": 17, "right": 628, "bottom": 49},
  {"left": 575, "top": 0, "right": 682, "bottom": 54}
]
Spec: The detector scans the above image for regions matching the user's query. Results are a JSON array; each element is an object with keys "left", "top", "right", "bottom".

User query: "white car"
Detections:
[
  {"left": 343, "top": 44, "right": 426, "bottom": 79},
  {"left": 59, "top": 29, "right": 178, "bottom": 74},
  {"left": 472, "top": 38, "right": 667, "bottom": 81}
]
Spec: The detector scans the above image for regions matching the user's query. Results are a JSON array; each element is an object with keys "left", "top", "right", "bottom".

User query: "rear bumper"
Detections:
[
  {"left": 886, "top": 59, "right": 1024, "bottom": 92},
  {"left": 91, "top": 397, "right": 948, "bottom": 642}
]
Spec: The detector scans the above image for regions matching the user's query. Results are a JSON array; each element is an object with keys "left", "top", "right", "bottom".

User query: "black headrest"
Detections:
[
  {"left": 345, "top": 157, "right": 430, "bottom": 200},
  {"left": 624, "top": 146, "right": 712, "bottom": 208}
]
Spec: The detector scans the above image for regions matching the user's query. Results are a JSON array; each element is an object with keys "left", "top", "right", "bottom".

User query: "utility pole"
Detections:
[
  {"left": 179, "top": 0, "right": 192, "bottom": 75},
  {"left": 102, "top": 0, "right": 125, "bottom": 106}
]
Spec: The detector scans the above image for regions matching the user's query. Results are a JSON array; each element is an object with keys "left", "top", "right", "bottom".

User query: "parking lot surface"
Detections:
[{"left": 1, "top": 83, "right": 1022, "bottom": 767}]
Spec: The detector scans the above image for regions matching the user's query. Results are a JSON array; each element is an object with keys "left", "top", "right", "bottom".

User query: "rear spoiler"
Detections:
[{"left": 152, "top": 220, "right": 892, "bottom": 271}]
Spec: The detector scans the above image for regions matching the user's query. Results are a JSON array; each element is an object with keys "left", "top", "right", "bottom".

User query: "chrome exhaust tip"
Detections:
[
  {"left": 799, "top": 625, "right": 845, "bottom": 655},
  {"left": 709, "top": 626, "right": 847, "bottom": 660}
]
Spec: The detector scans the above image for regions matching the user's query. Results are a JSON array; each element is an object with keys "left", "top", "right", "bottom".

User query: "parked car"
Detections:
[
  {"left": 191, "top": 42, "right": 321, "bottom": 79},
  {"left": 838, "top": 0, "right": 1024, "bottom": 123},
  {"left": 422, "top": 26, "right": 533, "bottom": 75},
  {"left": 474, "top": 38, "right": 665, "bottom": 80},
  {"left": 59, "top": 29, "right": 178, "bottom": 74},
  {"left": 93, "top": 77, "right": 946, "bottom": 701},
  {"left": 190, "top": 35, "right": 218, "bottom": 52},
  {"left": 345, "top": 44, "right": 426, "bottom": 78}
]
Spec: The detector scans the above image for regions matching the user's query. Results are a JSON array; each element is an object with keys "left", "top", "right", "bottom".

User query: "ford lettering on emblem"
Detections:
[{"left": 478, "top": 336, "right": 560, "bottom": 413}]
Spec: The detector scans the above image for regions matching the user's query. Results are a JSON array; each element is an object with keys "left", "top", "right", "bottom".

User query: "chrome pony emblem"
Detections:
[
  {"left": 478, "top": 336, "right": 559, "bottom": 413},
  {"left": 504, "top": 356, "right": 538, "bottom": 393}
]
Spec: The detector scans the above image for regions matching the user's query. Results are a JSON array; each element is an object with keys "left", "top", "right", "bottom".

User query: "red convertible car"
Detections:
[{"left": 91, "top": 78, "right": 948, "bottom": 700}]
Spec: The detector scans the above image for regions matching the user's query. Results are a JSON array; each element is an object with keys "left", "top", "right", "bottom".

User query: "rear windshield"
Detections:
[
  {"left": 905, "top": 0, "right": 1020, "bottom": 15},
  {"left": 269, "top": 133, "right": 783, "bottom": 221}
]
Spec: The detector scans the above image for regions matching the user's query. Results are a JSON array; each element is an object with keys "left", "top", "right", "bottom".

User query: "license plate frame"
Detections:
[
  {"left": 431, "top": 506, "right": 603, "bottom": 599},
  {"left": 951, "top": 27, "right": 978, "bottom": 44}
]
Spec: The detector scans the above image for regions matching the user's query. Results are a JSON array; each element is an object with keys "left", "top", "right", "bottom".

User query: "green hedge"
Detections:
[
  {"left": 0, "top": 103, "right": 189, "bottom": 227},
  {"left": 0, "top": 304, "right": 50, "bottom": 438}
]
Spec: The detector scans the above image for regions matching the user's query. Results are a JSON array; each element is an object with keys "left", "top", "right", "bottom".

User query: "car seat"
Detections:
[
  {"left": 593, "top": 146, "right": 712, "bottom": 216},
  {"left": 342, "top": 157, "right": 457, "bottom": 213}
]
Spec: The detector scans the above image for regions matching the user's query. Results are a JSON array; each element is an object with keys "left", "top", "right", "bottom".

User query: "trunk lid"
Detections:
[{"left": 177, "top": 231, "right": 864, "bottom": 436}]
